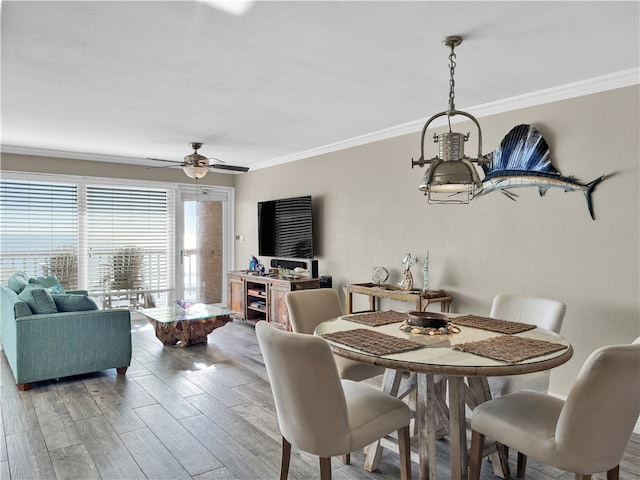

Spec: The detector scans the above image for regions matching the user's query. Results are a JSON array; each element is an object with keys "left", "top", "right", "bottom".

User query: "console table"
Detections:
[{"left": 343, "top": 282, "right": 452, "bottom": 314}]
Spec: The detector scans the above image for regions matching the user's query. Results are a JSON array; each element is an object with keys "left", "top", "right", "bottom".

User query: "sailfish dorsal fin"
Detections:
[{"left": 484, "top": 124, "right": 559, "bottom": 176}]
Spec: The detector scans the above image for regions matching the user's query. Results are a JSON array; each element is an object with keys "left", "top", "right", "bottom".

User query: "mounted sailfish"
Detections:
[{"left": 477, "top": 124, "right": 604, "bottom": 220}]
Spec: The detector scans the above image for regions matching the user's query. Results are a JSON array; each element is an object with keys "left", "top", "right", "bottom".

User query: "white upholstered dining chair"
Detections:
[
  {"left": 285, "top": 289, "right": 384, "bottom": 381},
  {"left": 255, "top": 321, "right": 411, "bottom": 480},
  {"left": 487, "top": 293, "right": 566, "bottom": 397},
  {"left": 469, "top": 341, "right": 640, "bottom": 480}
]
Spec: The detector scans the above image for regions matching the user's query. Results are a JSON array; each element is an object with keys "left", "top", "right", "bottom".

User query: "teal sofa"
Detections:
[{"left": 1, "top": 272, "right": 132, "bottom": 391}]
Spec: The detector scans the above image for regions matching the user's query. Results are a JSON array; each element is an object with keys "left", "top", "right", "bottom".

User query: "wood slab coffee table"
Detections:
[{"left": 139, "top": 303, "right": 233, "bottom": 347}]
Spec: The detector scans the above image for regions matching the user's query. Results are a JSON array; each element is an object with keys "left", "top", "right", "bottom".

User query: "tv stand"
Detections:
[{"left": 227, "top": 271, "right": 320, "bottom": 330}]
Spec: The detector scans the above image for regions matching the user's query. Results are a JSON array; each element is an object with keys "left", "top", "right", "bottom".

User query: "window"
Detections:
[
  {"left": 86, "top": 184, "right": 174, "bottom": 308},
  {"left": 0, "top": 180, "right": 79, "bottom": 288},
  {"left": 0, "top": 178, "right": 175, "bottom": 307}
]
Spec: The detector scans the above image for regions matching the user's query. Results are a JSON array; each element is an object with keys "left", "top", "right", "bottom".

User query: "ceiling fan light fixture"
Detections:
[
  {"left": 147, "top": 142, "right": 247, "bottom": 178},
  {"left": 181, "top": 142, "right": 209, "bottom": 180},
  {"left": 182, "top": 164, "right": 208, "bottom": 180}
]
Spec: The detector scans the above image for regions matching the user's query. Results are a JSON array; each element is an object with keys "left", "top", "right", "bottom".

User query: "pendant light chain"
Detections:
[{"left": 448, "top": 44, "right": 457, "bottom": 113}]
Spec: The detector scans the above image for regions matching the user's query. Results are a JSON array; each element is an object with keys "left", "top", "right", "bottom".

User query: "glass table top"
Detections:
[{"left": 139, "top": 303, "right": 232, "bottom": 324}]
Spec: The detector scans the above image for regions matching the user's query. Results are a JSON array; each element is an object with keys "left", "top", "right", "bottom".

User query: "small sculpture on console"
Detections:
[
  {"left": 399, "top": 253, "right": 419, "bottom": 291},
  {"left": 371, "top": 266, "right": 390, "bottom": 287},
  {"left": 248, "top": 255, "right": 265, "bottom": 274}
]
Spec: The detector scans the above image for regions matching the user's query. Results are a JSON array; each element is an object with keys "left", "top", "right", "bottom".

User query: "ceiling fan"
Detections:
[{"left": 147, "top": 142, "right": 249, "bottom": 179}]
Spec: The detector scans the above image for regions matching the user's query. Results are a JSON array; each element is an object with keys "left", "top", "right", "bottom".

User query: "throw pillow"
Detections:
[
  {"left": 18, "top": 286, "right": 58, "bottom": 315},
  {"left": 7, "top": 272, "right": 29, "bottom": 294},
  {"left": 29, "top": 275, "right": 66, "bottom": 294},
  {"left": 14, "top": 302, "right": 33, "bottom": 318},
  {"left": 51, "top": 294, "right": 98, "bottom": 312},
  {"left": 46, "top": 284, "right": 66, "bottom": 294}
]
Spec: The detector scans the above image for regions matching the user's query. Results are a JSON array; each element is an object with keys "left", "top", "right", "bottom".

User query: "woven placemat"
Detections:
[
  {"left": 451, "top": 315, "right": 536, "bottom": 334},
  {"left": 321, "top": 328, "right": 425, "bottom": 356},
  {"left": 346, "top": 310, "right": 407, "bottom": 327},
  {"left": 453, "top": 335, "right": 568, "bottom": 363}
]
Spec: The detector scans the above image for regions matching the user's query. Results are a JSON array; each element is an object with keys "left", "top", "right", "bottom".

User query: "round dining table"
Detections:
[{"left": 315, "top": 311, "right": 573, "bottom": 480}]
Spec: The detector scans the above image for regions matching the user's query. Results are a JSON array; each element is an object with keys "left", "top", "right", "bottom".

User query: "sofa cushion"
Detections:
[
  {"left": 51, "top": 294, "right": 99, "bottom": 312},
  {"left": 14, "top": 301, "right": 33, "bottom": 318},
  {"left": 8, "top": 272, "right": 29, "bottom": 294},
  {"left": 29, "top": 275, "right": 66, "bottom": 294},
  {"left": 18, "top": 286, "right": 58, "bottom": 315}
]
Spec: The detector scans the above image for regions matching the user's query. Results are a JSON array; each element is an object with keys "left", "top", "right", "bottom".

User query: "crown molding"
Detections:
[
  {"left": 0, "top": 146, "right": 245, "bottom": 174},
  {"left": 3, "top": 68, "right": 638, "bottom": 171},
  {"left": 0, "top": 145, "right": 145, "bottom": 165},
  {"left": 252, "top": 67, "right": 639, "bottom": 170}
]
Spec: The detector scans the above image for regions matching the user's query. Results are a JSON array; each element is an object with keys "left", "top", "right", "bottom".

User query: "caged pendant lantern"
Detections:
[{"left": 411, "top": 36, "right": 490, "bottom": 204}]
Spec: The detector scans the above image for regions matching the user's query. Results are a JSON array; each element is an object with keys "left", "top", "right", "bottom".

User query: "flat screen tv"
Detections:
[{"left": 258, "top": 195, "right": 314, "bottom": 259}]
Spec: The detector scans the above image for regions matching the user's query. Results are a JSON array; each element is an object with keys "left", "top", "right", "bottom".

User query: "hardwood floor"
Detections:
[{"left": 1, "top": 314, "right": 639, "bottom": 480}]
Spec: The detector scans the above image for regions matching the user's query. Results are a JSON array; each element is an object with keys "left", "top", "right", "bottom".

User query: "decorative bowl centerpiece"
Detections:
[
  {"left": 401, "top": 311, "right": 460, "bottom": 335},
  {"left": 406, "top": 311, "right": 449, "bottom": 329}
]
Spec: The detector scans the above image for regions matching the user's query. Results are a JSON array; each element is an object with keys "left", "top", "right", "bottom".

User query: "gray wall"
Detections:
[{"left": 234, "top": 85, "right": 640, "bottom": 397}]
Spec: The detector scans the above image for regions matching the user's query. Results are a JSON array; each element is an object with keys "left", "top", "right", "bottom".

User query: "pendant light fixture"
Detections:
[{"left": 411, "top": 36, "right": 489, "bottom": 203}]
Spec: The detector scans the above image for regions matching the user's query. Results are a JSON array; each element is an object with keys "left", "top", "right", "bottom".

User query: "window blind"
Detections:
[
  {"left": 86, "top": 185, "right": 173, "bottom": 303},
  {"left": 0, "top": 180, "right": 79, "bottom": 287}
]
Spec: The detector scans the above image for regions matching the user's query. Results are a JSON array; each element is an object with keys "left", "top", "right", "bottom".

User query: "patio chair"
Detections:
[
  {"left": 102, "top": 245, "right": 147, "bottom": 309},
  {"left": 43, "top": 246, "right": 78, "bottom": 290}
]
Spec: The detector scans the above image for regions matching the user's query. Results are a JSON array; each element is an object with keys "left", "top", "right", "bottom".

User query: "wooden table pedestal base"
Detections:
[
  {"left": 364, "top": 369, "right": 509, "bottom": 480},
  {"left": 148, "top": 315, "right": 232, "bottom": 347}
]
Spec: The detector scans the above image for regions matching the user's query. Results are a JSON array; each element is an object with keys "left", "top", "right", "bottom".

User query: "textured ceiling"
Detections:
[{"left": 1, "top": 1, "right": 638, "bottom": 172}]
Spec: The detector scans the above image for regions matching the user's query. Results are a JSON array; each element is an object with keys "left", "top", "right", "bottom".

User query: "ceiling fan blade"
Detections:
[
  {"left": 206, "top": 156, "right": 226, "bottom": 164},
  {"left": 146, "top": 157, "right": 182, "bottom": 164},
  {"left": 212, "top": 164, "right": 249, "bottom": 172},
  {"left": 145, "top": 157, "right": 184, "bottom": 170},
  {"left": 146, "top": 164, "right": 182, "bottom": 170}
]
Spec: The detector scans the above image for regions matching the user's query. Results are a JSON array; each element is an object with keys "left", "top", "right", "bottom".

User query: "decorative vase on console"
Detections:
[
  {"left": 176, "top": 298, "right": 195, "bottom": 311},
  {"left": 422, "top": 251, "right": 429, "bottom": 292}
]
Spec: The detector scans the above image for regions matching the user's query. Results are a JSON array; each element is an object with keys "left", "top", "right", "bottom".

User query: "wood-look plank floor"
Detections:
[{"left": 1, "top": 314, "right": 638, "bottom": 480}]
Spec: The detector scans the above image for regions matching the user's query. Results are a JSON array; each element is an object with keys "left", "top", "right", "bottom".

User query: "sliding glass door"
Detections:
[{"left": 178, "top": 187, "right": 234, "bottom": 305}]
